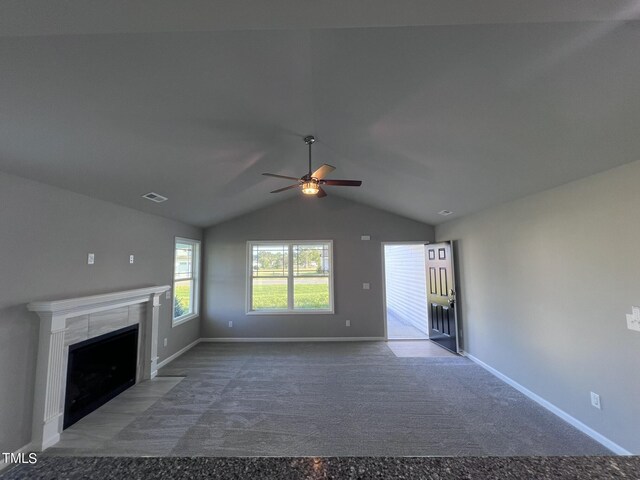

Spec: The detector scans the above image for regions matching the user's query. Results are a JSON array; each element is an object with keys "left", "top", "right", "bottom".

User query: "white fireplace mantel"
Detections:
[{"left": 27, "top": 285, "right": 170, "bottom": 451}]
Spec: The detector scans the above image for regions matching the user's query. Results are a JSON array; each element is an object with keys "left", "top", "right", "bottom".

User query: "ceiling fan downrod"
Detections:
[{"left": 304, "top": 135, "right": 315, "bottom": 178}]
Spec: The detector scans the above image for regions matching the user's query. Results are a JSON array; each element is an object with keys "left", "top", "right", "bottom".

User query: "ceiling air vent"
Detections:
[
  {"left": 142, "top": 192, "right": 168, "bottom": 203},
  {"left": 438, "top": 210, "right": 453, "bottom": 216}
]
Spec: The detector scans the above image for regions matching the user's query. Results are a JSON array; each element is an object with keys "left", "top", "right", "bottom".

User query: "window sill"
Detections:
[
  {"left": 172, "top": 313, "right": 199, "bottom": 327},
  {"left": 246, "top": 310, "right": 334, "bottom": 316}
]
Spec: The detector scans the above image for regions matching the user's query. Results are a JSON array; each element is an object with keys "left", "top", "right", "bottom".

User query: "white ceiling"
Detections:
[{"left": 1, "top": 1, "right": 640, "bottom": 227}]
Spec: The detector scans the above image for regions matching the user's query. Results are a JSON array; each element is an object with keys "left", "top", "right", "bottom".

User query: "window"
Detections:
[
  {"left": 173, "top": 237, "right": 200, "bottom": 325},
  {"left": 247, "top": 240, "right": 333, "bottom": 314}
]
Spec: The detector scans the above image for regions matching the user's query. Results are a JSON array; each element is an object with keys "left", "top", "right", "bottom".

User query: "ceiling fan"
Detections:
[{"left": 262, "top": 135, "right": 362, "bottom": 198}]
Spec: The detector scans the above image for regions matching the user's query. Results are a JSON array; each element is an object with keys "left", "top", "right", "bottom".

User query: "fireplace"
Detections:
[
  {"left": 64, "top": 324, "right": 139, "bottom": 429},
  {"left": 27, "top": 285, "right": 170, "bottom": 450}
]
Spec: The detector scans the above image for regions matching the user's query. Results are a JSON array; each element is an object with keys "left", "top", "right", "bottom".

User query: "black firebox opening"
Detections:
[{"left": 64, "top": 324, "right": 138, "bottom": 429}]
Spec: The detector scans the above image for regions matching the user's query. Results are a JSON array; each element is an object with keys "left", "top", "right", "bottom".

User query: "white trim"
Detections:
[
  {"left": 156, "top": 338, "right": 201, "bottom": 369},
  {"left": 0, "top": 442, "right": 35, "bottom": 471},
  {"left": 200, "top": 337, "right": 385, "bottom": 342},
  {"left": 463, "top": 351, "right": 633, "bottom": 456},
  {"left": 26, "top": 286, "right": 169, "bottom": 451},
  {"left": 245, "top": 310, "right": 335, "bottom": 316},
  {"left": 445, "top": 240, "right": 461, "bottom": 354},
  {"left": 27, "top": 285, "right": 170, "bottom": 316},
  {"left": 172, "top": 237, "right": 201, "bottom": 325},
  {"left": 172, "top": 313, "right": 199, "bottom": 327},
  {"left": 381, "top": 243, "right": 389, "bottom": 340},
  {"left": 381, "top": 241, "right": 432, "bottom": 245}
]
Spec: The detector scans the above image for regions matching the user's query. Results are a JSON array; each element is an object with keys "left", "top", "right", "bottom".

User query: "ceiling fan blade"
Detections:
[
  {"left": 316, "top": 186, "right": 328, "bottom": 198},
  {"left": 263, "top": 173, "right": 300, "bottom": 181},
  {"left": 270, "top": 184, "right": 300, "bottom": 193},
  {"left": 321, "top": 179, "right": 362, "bottom": 187},
  {"left": 311, "top": 164, "right": 336, "bottom": 180}
]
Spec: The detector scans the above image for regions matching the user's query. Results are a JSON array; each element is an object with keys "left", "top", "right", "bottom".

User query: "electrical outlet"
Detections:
[
  {"left": 591, "top": 391, "right": 601, "bottom": 410},
  {"left": 129, "top": 255, "right": 135, "bottom": 264},
  {"left": 346, "top": 320, "right": 351, "bottom": 327},
  {"left": 362, "top": 283, "right": 370, "bottom": 290},
  {"left": 163, "top": 338, "right": 167, "bottom": 347},
  {"left": 228, "top": 321, "right": 233, "bottom": 328},
  {"left": 87, "top": 253, "right": 95, "bottom": 265},
  {"left": 626, "top": 306, "right": 640, "bottom": 332}
]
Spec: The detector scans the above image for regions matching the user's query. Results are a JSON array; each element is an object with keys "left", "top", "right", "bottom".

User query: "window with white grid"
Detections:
[{"left": 247, "top": 241, "right": 333, "bottom": 314}]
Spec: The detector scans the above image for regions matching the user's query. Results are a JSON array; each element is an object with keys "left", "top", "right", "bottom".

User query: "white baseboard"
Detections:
[
  {"left": 156, "top": 338, "right": 201, "bottom": 370},
  {"left": 0, "top": 442, "right": 35, "bottom": 471},
  {"left": 462, "top": 351, "right": 632, "bottom": 456},
  {"left": 200, "top": 336, "right": 385, "bottom": 342}
]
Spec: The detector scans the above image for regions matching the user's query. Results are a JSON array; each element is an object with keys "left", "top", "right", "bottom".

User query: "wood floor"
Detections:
[{"left": 47, "top": 341, "right": 609, "bottom": 457}]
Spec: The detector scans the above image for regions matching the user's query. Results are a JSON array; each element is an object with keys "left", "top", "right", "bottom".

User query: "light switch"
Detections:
[
  {"left": 363, "top": 283, "right": 370, "bottom": 290},
  {"left": 627, "top": 306, "right": 640, "bottom": 332},
  {"left": 165, "top": 290, "right": 171, "bottom": 300},
  {"left": 346, "top": 320, "right": 351, "bottom": 327},
  {"left": 87, "top": 253, "right": 95, "bottom": 265}
]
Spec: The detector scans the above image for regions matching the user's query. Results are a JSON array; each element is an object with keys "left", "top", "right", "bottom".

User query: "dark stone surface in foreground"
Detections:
[{"left": 2, "top": 456, "right": 639, "bottom": 480}]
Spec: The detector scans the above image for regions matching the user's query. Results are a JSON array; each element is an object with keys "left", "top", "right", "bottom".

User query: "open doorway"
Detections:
[{"left": 383, "top": 243, "right": 429, "bottom": 339}]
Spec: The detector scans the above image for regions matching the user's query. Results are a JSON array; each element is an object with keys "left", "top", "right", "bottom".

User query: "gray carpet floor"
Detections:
[{"left": 47, "top": 342, "right": 609, "bottom": 457}]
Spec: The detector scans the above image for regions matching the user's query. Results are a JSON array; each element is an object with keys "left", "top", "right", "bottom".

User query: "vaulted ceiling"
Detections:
[{"left": 1, "top": 1, "right": 639, "bottom": 226}]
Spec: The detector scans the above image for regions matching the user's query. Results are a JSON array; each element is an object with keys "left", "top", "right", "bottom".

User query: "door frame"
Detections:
[{"left": 380, "top": 241, "right": 431, "bottom": 341}]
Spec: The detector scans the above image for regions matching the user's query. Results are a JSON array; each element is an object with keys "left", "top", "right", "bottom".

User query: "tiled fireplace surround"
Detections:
[{"left": 27, "top": 286, "right": 170, "bottom": 451}]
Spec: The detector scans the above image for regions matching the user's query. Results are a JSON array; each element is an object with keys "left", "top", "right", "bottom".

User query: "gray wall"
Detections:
[
  {"left": 0, "top": 172, "right": 202, "bottom": 453},
  {"left": 203, "top": 195, "right": 434, "bottom": 339},
  {"left": 436, "top": 160, "right": 640, "bottom": 454}
]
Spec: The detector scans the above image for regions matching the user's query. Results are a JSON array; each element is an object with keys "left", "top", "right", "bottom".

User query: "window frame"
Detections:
[
  {"left": 246, "top": 240, "right": 334, "bottom": 315},
  {"left": 172, "top": 236, "right": 201, "bottom": 326}
]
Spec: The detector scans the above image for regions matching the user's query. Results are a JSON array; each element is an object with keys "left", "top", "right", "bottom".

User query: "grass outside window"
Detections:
[
  {"left": 173, "top": 237, "right": 200, "bottom": 324},
  {"left": 248, "top": 241, "right": 333, "bottom": 314}
]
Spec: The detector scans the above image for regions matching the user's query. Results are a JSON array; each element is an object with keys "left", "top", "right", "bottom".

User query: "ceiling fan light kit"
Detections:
[
  {"left": 262, "top": 135, "right": 362, "bottom": 198},
  {"left": 301, "top": 180, "right": 320, "bottom": 195}
]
